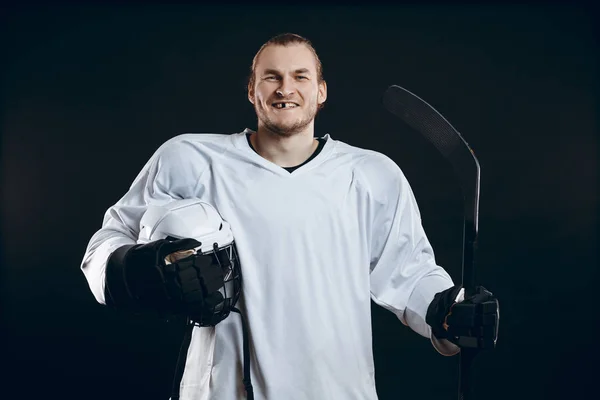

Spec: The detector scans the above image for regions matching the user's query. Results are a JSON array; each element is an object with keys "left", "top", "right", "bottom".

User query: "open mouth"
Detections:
[{"left": 272, "top": 102, "right": 299, "bottom": 109}]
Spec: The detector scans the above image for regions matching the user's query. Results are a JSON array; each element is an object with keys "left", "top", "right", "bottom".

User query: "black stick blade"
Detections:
[
  {"left": 382, "top": 84, "right": 480, "bottom": 238},
  {"left": 383, "top": 85, "right": 468, "bottom": 159}
]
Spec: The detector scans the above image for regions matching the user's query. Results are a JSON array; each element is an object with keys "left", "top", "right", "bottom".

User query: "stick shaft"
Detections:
[
  {"left": 459, "top": 194, "right": 479, "bottom": 399},
  {"left": 459, "top": 348, "right": 477, "bottom": 400}
]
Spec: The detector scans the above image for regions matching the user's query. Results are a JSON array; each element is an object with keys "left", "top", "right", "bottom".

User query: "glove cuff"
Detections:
[
  {"left": 425, "top": 284, "right": 463, "bottom": 340},
  {"left": 105, "top": 244, "right": 139, "bottom": 309}
]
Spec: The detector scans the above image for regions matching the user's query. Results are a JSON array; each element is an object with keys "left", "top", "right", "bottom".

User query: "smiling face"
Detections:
[{"left": 248, "top": 43, "right": 327, "bottom": 137}]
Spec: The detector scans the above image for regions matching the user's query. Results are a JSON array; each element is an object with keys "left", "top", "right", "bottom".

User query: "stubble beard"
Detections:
[{"left": 256, "top": 102, "right": 318, "bottom": 138}]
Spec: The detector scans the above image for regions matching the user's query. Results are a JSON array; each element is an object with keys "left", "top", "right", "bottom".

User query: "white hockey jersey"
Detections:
[{"left": 81, "top": 129, "right": 459, "bottom": 400}]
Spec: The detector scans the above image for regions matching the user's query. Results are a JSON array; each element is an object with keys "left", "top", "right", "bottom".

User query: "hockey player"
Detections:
[{"left": 80, "top": 33, "right": 498, "bottom": 400}]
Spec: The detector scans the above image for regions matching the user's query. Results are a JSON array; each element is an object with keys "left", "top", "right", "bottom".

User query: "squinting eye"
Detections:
[
  {"left": 265, "top": 76, "right": 279, "bottom": 81},
  {"left": 297, "top": 76, "right": 308, "bottom": 80}
]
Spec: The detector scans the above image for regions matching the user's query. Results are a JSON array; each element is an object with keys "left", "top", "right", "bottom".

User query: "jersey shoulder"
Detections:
[
  {"left": 329, "top": 138, "right": 411, "bottom": 200},
  {"left": 331, "top": 139, "right": 405, "bottom": 181},
  {"left": 158, "top": 132, "right": 236, "bottom": 152},
  {"left": 149, "top": 132, "right": 239, "bottom": 162}
]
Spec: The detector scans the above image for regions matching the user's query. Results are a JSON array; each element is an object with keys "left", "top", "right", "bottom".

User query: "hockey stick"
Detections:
[{"left": 382, "top": 85, "right": 480, "bottom": 400}]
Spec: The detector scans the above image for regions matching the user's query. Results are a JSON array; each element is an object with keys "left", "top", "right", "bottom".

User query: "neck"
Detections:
[{"left": 252, "top": 125, "right": 318, "bottom": 168}]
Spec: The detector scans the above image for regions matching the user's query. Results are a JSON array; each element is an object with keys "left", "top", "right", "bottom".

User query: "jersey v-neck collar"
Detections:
[
  {"left": 231, "top": 128, "right": 334, "bottom": 176},
  {"left": 245, "top": 133, "right": 326, "bottom": 173}
]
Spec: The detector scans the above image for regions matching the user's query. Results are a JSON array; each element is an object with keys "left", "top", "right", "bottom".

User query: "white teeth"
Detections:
[{"left": 274, "top": 103, "right": 297, "bottom": 109}]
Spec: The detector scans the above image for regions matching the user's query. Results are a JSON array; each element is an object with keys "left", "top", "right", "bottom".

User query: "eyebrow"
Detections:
[{"left": 262, "top": 68, "right": 311, "bottom": 76}]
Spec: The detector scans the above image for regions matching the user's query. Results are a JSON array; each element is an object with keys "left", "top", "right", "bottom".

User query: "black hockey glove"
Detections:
[
  {"left": 426, "top": 285, "right": 499, "bottom": 350},
  {"left": 104, "top": 238, "right": 225, "bottom": 319}
]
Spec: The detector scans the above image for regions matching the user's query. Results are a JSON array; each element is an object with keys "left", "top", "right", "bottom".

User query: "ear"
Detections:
[
  {"left": 317, "top": 80, "right": 327, "bottom": 105},
  {"left": 247, "top": 84, "right": 255, "bottom": 105}
]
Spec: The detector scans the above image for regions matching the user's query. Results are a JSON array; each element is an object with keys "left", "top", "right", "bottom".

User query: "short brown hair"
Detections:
[{"left": 247, "top": 33, "right": 325, "bottom": 94}]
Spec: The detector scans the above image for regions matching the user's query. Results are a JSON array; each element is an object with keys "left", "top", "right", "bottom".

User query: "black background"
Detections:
[{"left": 1, "top": 2, "right": 598, "bottom": 400}]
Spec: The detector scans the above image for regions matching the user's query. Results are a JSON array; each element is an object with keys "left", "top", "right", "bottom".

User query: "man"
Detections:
[{"left": 81, "top": 33, "right": 498, "bottom": 400}]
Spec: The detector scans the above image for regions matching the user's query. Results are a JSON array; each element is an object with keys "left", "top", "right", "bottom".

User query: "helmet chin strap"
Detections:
[{"left": 231, "top": 306, "right": 254, "bottom": 399}]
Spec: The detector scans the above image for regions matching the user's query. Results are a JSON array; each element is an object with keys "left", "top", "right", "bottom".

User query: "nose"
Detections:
[{"left": 276, "top": 77, "right": 295, "bottom": 97}]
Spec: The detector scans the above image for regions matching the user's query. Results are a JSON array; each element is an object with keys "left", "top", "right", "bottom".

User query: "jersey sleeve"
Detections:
[
  {"left": 80, "top": 138, "right": 207, "bottom": 305},
  {"left": 362, "top": 153, "right": 460, "bottom": 356}
]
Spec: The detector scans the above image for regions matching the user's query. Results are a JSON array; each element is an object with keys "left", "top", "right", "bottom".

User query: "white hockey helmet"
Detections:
[
  {"left": 138, "top": 198, "right": 242, "bottom": 326},
  {"left": 138, "top": 198, "right": 233, "bottom": 252}
]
